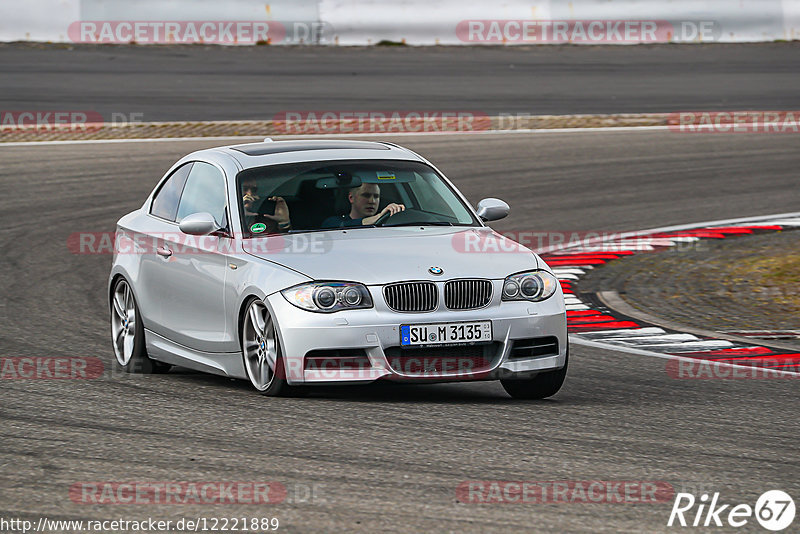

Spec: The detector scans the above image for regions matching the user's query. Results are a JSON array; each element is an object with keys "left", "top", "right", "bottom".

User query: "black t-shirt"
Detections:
[{"left": 321, "top": 214, "right": 364, "bottom": 228}]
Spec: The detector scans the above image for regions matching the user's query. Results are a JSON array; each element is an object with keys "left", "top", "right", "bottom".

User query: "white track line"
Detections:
[
  {"left": 614, "top": 342, "right": 744, "bottom": 352},
  {"left": 596, "top": 333, "right": 699, "bottom": 343},
  {"left": 761, "top": 219, "right": 800, "bottom": 226},
  {"left": 552, "top": 268, "right": 586, "bottom": 275}
]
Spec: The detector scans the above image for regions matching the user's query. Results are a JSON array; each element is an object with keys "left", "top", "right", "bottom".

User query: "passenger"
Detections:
[
  {"left": 259, "top": 196, "right": 292, "bottom": 232},
  {"left": 242, "top": 178, "right": 261, "bottom": 223},
  {"left": 321, "top": 183, "right": 404, "bottom": 228},
  {"left": 242, "top": 179, "right": 292, "bottom": 233}
]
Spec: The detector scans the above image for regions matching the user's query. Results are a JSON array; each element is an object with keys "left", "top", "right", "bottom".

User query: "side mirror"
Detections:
[
  {"left": 476, "top": 198, "right": 509, "bottom": 222},
  {"left": 179, "top": 212, "right": 220, "bottom": 235}
]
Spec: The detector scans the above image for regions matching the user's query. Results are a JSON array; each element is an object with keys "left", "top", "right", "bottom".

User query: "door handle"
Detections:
[{"left": 156, "top": 246, "right": 173, "bottom": 258}]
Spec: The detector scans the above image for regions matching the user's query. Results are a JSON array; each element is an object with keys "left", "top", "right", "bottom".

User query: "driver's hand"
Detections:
[
  {"left": 381, "top": 203, "right": 405, "bottom": 217},
  {"left": 363, "top": 203, "right": 405, "bottom": 225}
]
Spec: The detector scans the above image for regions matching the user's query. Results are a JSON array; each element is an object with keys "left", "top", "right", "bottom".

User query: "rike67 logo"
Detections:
[{"left": 668, "top": 490, "right": 795, "bottom": 531}]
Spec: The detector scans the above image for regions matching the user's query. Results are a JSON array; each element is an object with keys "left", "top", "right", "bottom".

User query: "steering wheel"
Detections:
[
  {"left": 373, "top": 210, "right": 392, "bottom": 226},
  {"left": 374, "top": 208, "right": 441, "bottom": 227}
]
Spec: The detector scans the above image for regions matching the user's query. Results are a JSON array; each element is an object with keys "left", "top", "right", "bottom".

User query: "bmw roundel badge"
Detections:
[{"left": 429, "top": 266, "right": 444, "bottom": 275}]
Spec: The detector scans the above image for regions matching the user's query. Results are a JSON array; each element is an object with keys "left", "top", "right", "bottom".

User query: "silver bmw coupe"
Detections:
[{"left": 109, "top": 139, "right": 568, "bottom": 398}]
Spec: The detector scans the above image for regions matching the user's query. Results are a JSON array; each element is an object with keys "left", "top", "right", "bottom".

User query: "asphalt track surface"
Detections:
[
  {"left": 1, "top": 130, "right": 799, "bottom": 532},
  {"left": 1, "top": 42, "right": 800, "bottom": 121}
]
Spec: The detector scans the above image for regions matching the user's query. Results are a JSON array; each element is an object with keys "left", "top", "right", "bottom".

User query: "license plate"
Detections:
[{"left": 400, "top": 321, "right": 492, "bottom": 347}]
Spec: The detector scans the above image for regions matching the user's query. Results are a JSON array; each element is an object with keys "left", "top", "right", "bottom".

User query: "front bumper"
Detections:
[{"left": 266, "top": 284, "right": 568, "bottom": 385}]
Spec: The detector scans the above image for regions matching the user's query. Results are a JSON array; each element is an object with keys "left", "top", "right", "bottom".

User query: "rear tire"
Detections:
[
  {"left": 110, "top": 278, "right": 171, "bottom": 374},
  {"left": 500, "top": 348, "right": 568, "bottom": 400}
]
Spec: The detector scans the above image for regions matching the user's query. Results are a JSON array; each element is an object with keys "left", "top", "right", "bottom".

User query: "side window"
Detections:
[
  {"left": 176, "top": 162, "right": 228, "bottom": 226},
  {"left": 150, "top": 163, "right": 192, "bottom": 221}
]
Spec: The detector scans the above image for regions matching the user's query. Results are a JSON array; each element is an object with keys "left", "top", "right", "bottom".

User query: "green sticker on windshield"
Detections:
[{"left": 250, "top": 223, "right": 267, "bottom": 233}]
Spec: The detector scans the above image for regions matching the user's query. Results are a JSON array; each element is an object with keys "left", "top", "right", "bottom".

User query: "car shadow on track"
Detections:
[{"left": 161, "top": 366, "right": 570, "bottom": 404}]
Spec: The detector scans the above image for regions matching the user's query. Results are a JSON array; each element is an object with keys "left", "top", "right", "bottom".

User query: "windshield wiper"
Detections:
[{"left": 388, "top": 221, "right": 455, "bottom": 227}]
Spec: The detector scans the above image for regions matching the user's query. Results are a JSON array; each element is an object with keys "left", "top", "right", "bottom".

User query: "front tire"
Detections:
[
  {"left": 500, "top": 348, "right": 568, "bottom": 400},
  {"left": 242, "top": 298, "right": 291, "bottom": 396},
  {"left": 110, "top": 278, "right": 170, "bottom": 374}
]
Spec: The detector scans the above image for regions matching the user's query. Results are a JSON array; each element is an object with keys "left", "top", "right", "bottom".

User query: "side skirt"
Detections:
[{"left": 145, "top": 329, "right": 247, "bottom": 379}]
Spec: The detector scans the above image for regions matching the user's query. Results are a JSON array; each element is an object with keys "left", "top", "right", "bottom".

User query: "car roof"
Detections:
[{"left": 216, "top": 139, "right": 424, "bottom": 169}]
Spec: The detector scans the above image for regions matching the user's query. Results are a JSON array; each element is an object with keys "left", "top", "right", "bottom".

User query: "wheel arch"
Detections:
[{"left": 108, "top": 269, "right": 150, "bottom": 332}]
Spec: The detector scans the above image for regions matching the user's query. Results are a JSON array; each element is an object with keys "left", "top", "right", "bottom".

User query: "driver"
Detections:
[{"left": 321, "top": 183, "right": 404, "bottom": 228}]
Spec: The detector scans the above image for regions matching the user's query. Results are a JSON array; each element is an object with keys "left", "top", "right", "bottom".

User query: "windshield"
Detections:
[{"left": 237, "top": 159, "right": 479, "bottom": 236}]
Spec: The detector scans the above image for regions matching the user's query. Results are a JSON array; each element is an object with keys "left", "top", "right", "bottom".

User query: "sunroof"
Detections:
[{"left": 230, "top": 140, "right": 391, "bottom": 156}]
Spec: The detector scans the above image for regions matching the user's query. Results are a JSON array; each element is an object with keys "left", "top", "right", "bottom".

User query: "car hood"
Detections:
[{"left": 244, "top": 227, "right": 540, "bottom": 285}]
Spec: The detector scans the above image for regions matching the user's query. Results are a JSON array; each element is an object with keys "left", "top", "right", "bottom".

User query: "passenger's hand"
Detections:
[
  {"left": 261, "top": 196, "right": 291, "bottom": 227},
  {"left": 242, "top": 192, "right": 260, "bottom": 211}
]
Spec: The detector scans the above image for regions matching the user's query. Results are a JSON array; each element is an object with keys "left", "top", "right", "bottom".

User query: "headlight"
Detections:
[
  {"left": 501, "top": 270, "right": 559, "bottom": 302},
  {"left": 281, "top": 282, "right": 373, "bottom": 313}
]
